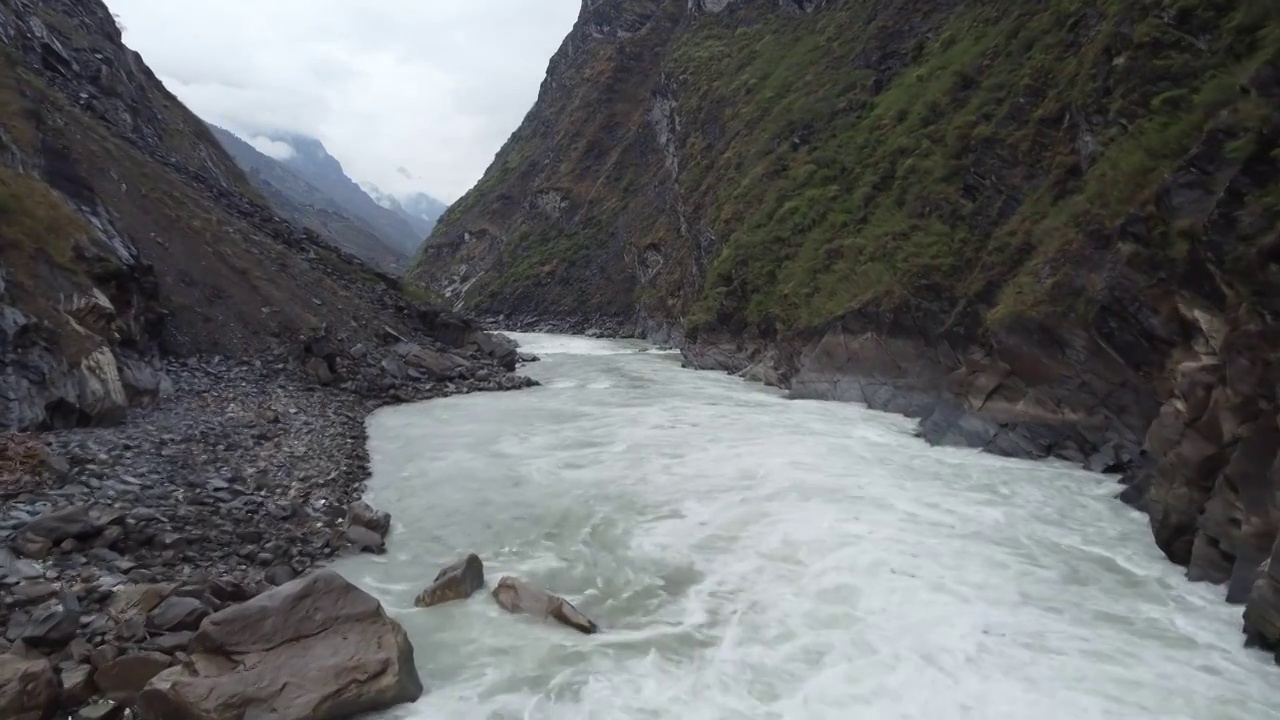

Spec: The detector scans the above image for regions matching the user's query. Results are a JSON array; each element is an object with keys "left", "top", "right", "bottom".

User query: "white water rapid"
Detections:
[{"left": 334, "top": 333, "right": 1280, "bottom": 719}]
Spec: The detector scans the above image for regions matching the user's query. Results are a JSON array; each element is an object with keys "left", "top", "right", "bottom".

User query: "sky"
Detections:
[{"left": 103, "top": 0, "right": 581, "bottom": 203}]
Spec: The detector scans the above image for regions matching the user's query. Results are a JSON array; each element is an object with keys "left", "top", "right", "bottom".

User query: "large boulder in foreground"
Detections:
[
  {"left": 0, "top": 652, "right": 59, "bottom": 720},
  {"left": 137, "top": 570, "right": 422, "bottom": 720},
  {"left": 491, "top": 577, "right": 599, "bottom": 635},
  {"left": 415, "top": 554, "right": 485, "bottom": 608}
]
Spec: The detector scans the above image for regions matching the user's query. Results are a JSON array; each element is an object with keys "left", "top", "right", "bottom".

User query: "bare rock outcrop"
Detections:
[{"left": 137, "top": 570, "right": 422, "bottom": 720}]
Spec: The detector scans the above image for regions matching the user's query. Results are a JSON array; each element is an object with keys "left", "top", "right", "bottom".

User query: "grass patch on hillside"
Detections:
[
  {"left": 0, "top": 165, "right": 87, "bottom": 275},
  {"left": 666, "top": 0, "right": 1280, "bottom": 331}
]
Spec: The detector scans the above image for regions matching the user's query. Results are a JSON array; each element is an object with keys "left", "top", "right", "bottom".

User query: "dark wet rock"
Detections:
[
  {"left": 7, "top": 601, "right": 81, "bottom": 649},
  {"left": 147, "top": 596, "right": 211, "bottom": 633},
  {"left": 491, "top": 576, "right": 599, "bottom": 635},
  {"left": 139, "top": 570, "right": 422, "bottom": 720},
  {"left": 415, "top": 553, "right": 485, "bottom": 608},
  {"left": 263, "top": 564, "right": 297, "bottom": 587},
  {"left": 305, "top": 356, "right": 335, "bottom": 386},
  {"left": 0, "top": 652, "right": 59, "bottom": 720},
  {"left": 95, "top": 651, "right": 173, "bottom": 704}
]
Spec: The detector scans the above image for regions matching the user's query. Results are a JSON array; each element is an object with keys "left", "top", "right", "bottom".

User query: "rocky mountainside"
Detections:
[
  {"left": 414, "top": 0, "right": 1280, "bottom": 656},
  {"left": 363, "top": 182, "right": 449, "bottom": 241},
  {"left": 269, "top": 133, "right": 428, "bottom": 257},
  {"left": 0, "top": 0, "right": 534, "bottom": 715},
  {"left": 0, "top": 0, "right": 526, "bottom": 431},
  {"left": 207, "top": 124, "right": 410, "bottom": 273}
]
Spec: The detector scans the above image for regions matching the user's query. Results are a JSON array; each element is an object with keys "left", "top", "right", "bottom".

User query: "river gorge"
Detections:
[{"left": 337, "top": 334, "right": 1280, "bottom": 719}]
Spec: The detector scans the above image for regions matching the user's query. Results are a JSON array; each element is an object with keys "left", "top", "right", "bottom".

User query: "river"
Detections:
[{"left": 334, "top": 333, "right": 1280, "bottom": 719}]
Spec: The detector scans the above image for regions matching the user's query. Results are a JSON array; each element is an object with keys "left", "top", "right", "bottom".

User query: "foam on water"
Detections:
[{"left": 334, "top": 334, "right": 1280, "bottom": 720}]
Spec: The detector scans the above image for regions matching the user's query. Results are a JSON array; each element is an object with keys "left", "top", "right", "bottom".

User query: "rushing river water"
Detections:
[{"left": 334, "top": 333, "right": 1280, "bottom": 719}]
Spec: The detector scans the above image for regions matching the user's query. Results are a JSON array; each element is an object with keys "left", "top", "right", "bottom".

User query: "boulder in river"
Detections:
[
  {"left": 415, "top": 553, "right": 485, "bottom": 608},
  {"left": 137, "top": 570, "right": 422, "bottom": 720},
  {"left": 346, "top": 500, "right": 392, "bottom": 538},
  {"left": 0, "top": 652, "right": 59, "bottom": 720},
  {"left": 344, "top": 525, "right": 386, "bottom": 554},
  {"left": 491, "top": 577, "right": 599, "bottom": 635}
]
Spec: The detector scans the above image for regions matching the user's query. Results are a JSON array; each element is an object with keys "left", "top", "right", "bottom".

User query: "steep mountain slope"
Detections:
[
  {"left": 207, "top": 124, "right": 408, "bottom": 272},
  {"left": 270, "top": 133, "right": 427, "bottom": 256},
  {"left": 363, "top": 183, "right": 449, "bottom": 241},
  {"left": 415, "top": 0, "right": 1280, "bottom": 651},
  {"left": 0, "top": 0, "right": 509, "bottom": 432}
]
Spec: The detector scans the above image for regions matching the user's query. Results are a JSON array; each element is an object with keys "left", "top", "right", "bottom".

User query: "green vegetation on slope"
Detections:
[
  {"left": 671, "top": 0, "right": 1280, "bottom": 331},
  {"left": 420, "top": 0, "right": 1280, "bottom": 336}
]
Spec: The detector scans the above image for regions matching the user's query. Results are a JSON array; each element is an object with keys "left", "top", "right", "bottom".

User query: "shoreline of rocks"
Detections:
[{"left": 2, "top": 335, "right": 537, "bottom": 719}]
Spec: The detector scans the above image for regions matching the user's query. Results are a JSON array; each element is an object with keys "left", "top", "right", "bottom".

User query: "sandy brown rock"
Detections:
[
  {"left": 491, "top": 576, "right": 599, "bottom": 635},
  {"left": 415, "top": 553, "right": 485, "bottom": 608},
  {"left": 137, "top": 570, "right": 422, "bottom": 720},
  {"left": 0, "top": 652, "right": 59, "bottom": 720}
]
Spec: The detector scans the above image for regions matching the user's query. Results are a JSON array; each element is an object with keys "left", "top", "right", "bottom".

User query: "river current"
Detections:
[{"left": 334, "top": 333, "right": 1280, "bottom": 719}]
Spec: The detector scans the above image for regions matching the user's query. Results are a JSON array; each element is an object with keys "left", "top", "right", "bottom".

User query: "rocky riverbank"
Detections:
[{"left": 1, "top": 333, "right": 537, "bottom": 719}]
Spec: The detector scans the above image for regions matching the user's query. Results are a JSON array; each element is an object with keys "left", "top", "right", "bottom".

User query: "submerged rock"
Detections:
[
  {"left": 138, "top": 570, "right": 422, "bottom": 720},
  {"left": 491, "top": 576, "right": 599, "bottom": 635},
  {"left": 415, "top": 553, "right": 485, "bottom": 608}
]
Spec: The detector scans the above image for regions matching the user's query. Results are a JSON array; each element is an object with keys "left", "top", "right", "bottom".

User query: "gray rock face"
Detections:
[
  {"left": 415, "top": 554, "right": 485, "bottom": 608},
  {"left": 491, "top": 576, "right": 599, "bottom": 635},
  {"left": 6, "top": 601, "right": 81, "bottom": 649},
  {"left": 138, "top": 570, "right": 422, "bottom": 720}
]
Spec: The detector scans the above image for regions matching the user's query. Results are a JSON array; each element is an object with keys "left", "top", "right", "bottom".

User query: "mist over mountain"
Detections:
[{"left": 362, "top": 182, "right": 449, "bottom": 239}]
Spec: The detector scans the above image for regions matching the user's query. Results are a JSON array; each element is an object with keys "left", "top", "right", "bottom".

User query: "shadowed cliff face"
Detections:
[
  {"left": 414, "top": 0, "right": 1280, "bottom": 651},
  {"left": 0, "top": 0, "right": 487, "bottom": 431}
]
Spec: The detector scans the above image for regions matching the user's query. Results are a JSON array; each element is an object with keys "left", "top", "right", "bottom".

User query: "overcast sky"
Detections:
[{"left": 103, "top": 1, "right": 580, "bottom": 203}]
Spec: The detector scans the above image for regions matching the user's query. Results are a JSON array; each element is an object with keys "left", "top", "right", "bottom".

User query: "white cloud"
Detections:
[
  {"left": 103, "top": 0, "right": 581, "bottom": 203},
  {"left": 248, "top": 136, "right": 296, "bottom": 161}
]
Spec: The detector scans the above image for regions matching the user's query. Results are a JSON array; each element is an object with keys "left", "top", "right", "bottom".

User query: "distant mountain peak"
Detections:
[{"left": 361, "top": 182, "right": 449, "bottom": 240}]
